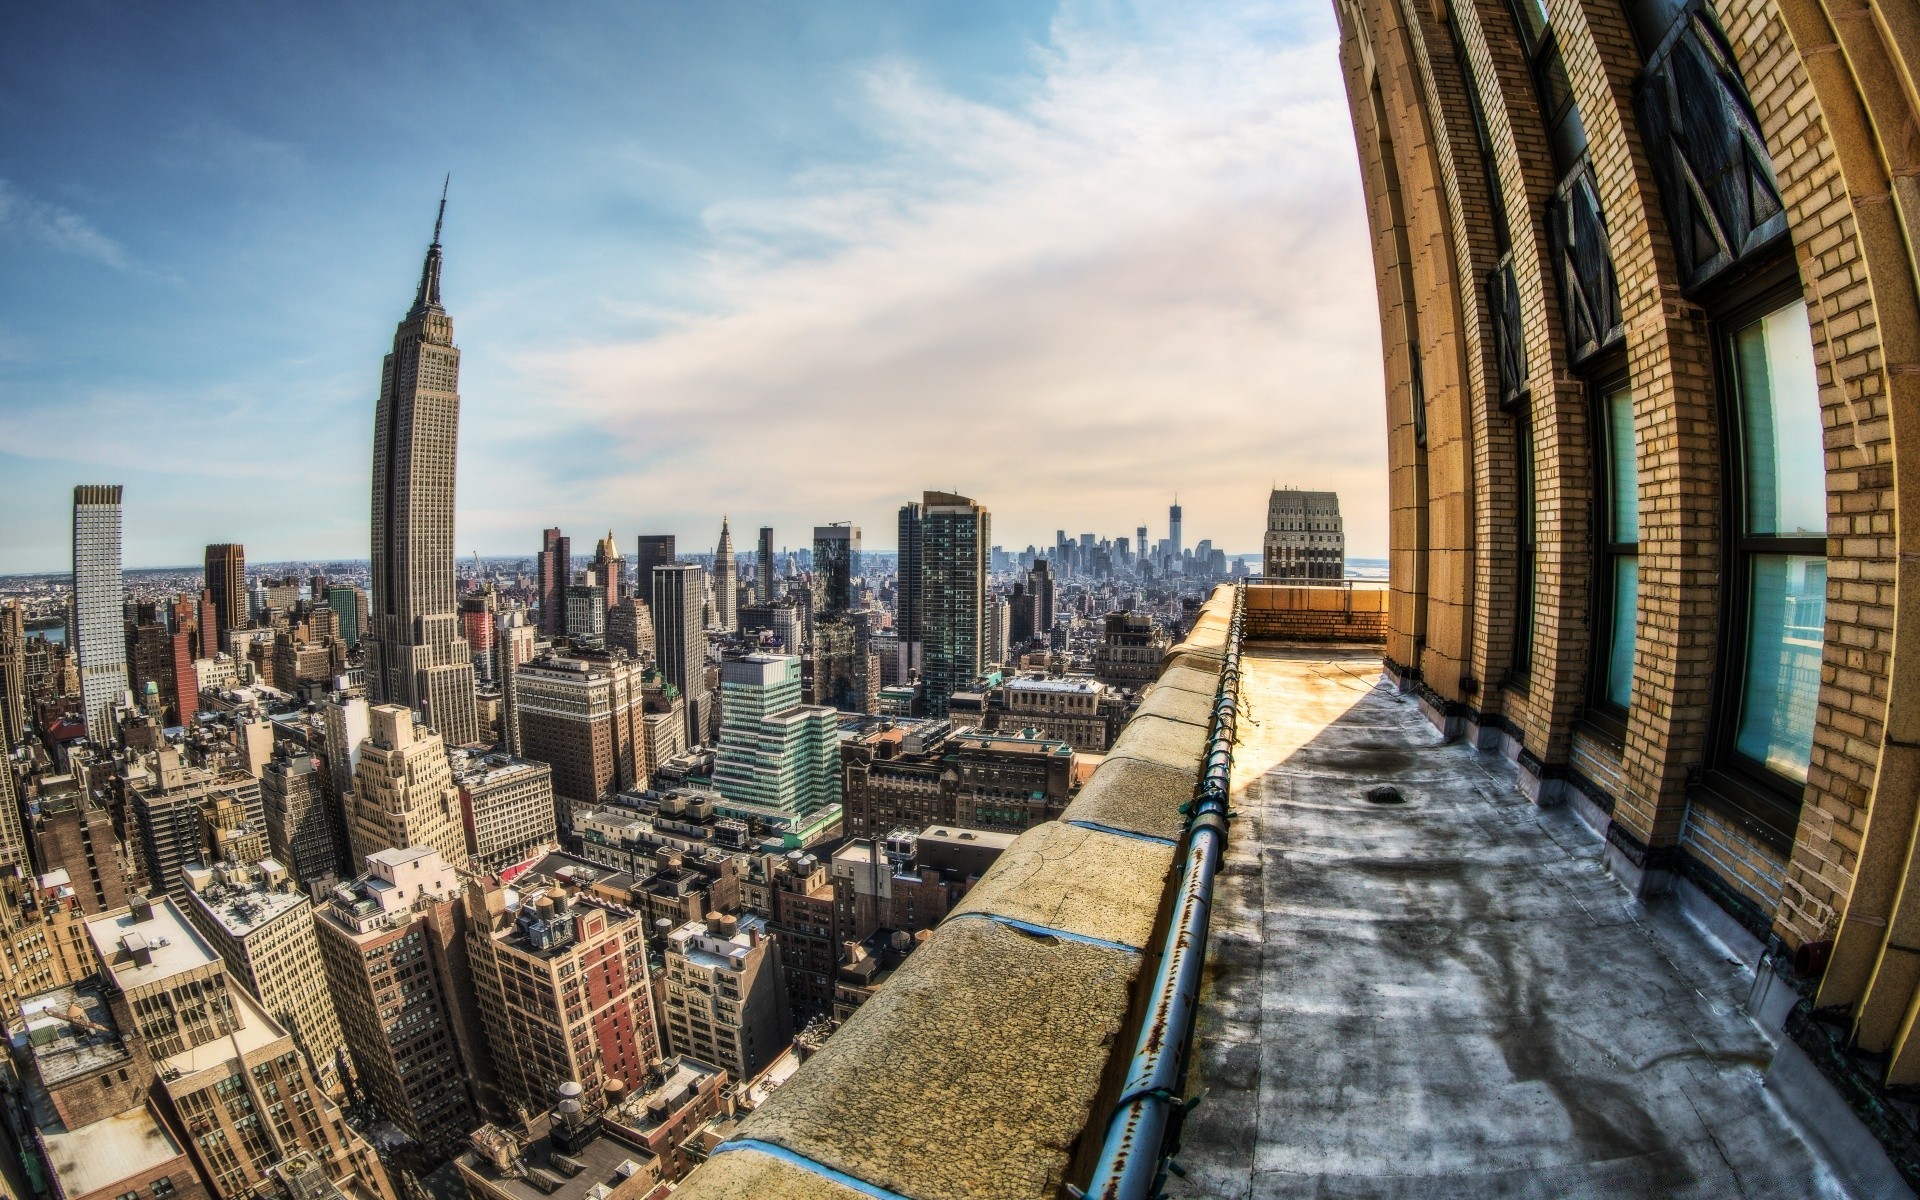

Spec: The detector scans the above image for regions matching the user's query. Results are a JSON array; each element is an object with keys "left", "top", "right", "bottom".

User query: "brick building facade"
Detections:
[{"left": 1335, "top": 0, "right": 1920, "bottom": 1100}]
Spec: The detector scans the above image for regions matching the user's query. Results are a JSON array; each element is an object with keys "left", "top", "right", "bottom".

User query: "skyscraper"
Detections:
[
  {"left": 72, "top": 485, "right": 129, "bottom": 742},
  {"left": 757, "top": 526, "right": 776, "bottom": 603},
  {"left": 920, "top": 491, "right": 989, "bottom": 716},
  {"left": 653, "top": 563, "right": 709, "bottom": 747},
  {"left": 635, "top": 534, "right": 676, "bottom": 597},
  {"left": 812, "top": 524, "right": 861, "bottom": 617},
  {"left": 537, "top": 527, "right": 570, "bottom": 637},
  {"left": 896, "top": 502, "right": 924, "bottom": 680},
  {"left": 589, "top": 529, "right": 624, "bottom": 609},
  {"left": 203, "top": 543, "right": 247, "bottom": 650},
  {"left": 1136, "top": 525, "right": 1148, "bottom": 570},
  {"left": 365, "top": 187, "right": 479, "bottom": 747},
  {"left": 711, "top": 654, "right": 840, "bottom": 822},
  {"left": 714, "top": 518, "right": 738, "bottom": 632},
  {"left": 347, "top": 705, "right": 467, "bottom": 870},
  {"left": 1169, "top": 500, "right": 1183, "bottom": 564},
  {"left": 0, "top": 601, "right": 26, "bottom": 747},
  {"left": 1263, "top": 489, "right": 1346, "bottom": 581}
]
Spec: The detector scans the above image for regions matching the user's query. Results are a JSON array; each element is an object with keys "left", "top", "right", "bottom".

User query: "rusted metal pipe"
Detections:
[{"left": 1081, "top": 581, "right": 1245, "bottom": 1200}]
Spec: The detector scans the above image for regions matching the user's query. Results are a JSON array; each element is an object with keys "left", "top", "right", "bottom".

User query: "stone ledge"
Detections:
[
  {"left": 723, "top": 917, "right": 1143, "bottom": 1200},
  {"left": 1133, "top": 681, "right": 1216, "bottom": 729},
  {"left": 672, "top": 585, "right": 1241, "bottom": 1200},
  {"left": 950, "top": 820, "right": 1178, "bottom": 950},
  {"left": 671, "top": 1147, "right": 875, "bottom": 1200},
  {"left": 1064, "top": 756, "right": 1201, "bottom": 843}
]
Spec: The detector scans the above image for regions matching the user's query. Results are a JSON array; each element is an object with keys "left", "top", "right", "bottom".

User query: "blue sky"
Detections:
[{"left": 0, "top": 0, "right": 1382, "bottom": 572}]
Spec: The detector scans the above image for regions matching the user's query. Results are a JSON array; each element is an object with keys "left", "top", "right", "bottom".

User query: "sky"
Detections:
[{"left": 0, "top": 0, "right": 1384, "bottom": 573}]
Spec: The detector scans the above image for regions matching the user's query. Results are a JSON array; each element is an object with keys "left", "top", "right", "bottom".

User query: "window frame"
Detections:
[
  {"left": 1585, "top": 358, "right": 1636, "bottom": 741},
  {"left": 1696, "top": 271, "right": 1825, "bottom": 848},
  {"left": 1506, "top": 408, "right": 1538, "bottom": 684}
]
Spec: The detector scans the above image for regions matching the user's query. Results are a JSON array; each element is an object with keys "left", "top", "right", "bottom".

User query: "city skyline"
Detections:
[{"left": 0, "top": 0, "right": 1384, "bottom": 573}]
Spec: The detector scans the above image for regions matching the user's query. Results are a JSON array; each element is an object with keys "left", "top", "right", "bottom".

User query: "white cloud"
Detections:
[
  {"left": 481, "top": 0, "right": 1386, "bottom": 556},
  {"left": 0, "top": 179, "right": 132, "bottom": 270}
]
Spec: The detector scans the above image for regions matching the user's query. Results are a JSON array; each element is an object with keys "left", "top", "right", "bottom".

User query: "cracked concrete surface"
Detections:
[{"left": 1171, "top": 645, "right": 1849, "bottom": 1199}]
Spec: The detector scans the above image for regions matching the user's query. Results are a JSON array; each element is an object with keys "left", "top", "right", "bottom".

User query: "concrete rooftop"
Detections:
[{"left": 1173, "top": 645, "right": 1848, "bottom": 1199}]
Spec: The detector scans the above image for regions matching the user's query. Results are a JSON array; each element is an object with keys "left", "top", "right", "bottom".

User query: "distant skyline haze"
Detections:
[{"left": 0, "top": 0, "right": 1383, "bottom": 573}]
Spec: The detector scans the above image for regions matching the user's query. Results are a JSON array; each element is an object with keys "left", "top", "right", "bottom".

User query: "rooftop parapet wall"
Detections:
[
  {"left": 674, "top": 585, "right": 1241, "bottom": 1200},
  {"left": 1244, "top": 582, "right": 1388, "bottom": 644}
]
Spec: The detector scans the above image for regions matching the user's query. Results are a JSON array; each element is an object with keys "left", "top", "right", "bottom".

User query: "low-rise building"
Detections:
[
  {"left": 660, "top": 915, "right": 789, "bottom": 1085},
  {"left": 454, "top": 1087, "right": 662, "bottom": 1200},
  {"left": 452, "top": 749, "right": 558, "bottom": 872},
  {"left": 12, "top": 980, "right": 209, "bottom": 1200}
]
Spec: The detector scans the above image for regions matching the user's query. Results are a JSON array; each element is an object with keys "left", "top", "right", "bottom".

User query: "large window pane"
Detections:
[
  {"left": 1735, "top": 299, "right": 1825, "bottom": 536},
  {"left": 1605, "top": 384, "right": 1638, "bottom": 542},
  {"left": 1606, "top": 557, "right": 1638, "bottom": 709},
  {"left": 1735, "top": 554, "right": 1825, "bottom": 782}
]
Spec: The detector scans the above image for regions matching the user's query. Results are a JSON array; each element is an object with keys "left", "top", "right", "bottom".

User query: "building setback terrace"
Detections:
[
  {"left": 1172, "top": 646, "right": 1854, "bottom": 1198},
  {"left": 666, "top": 585, "right": 1898, "bottom": 1200}
]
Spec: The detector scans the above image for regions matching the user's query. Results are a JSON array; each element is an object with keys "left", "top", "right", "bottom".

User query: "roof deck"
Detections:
[
  {"left": 1169, "top": 645, "right": 1844, "bottom": 1197},
  {"left": 670, "top": 586, "right": 1867, "bottom": 1200}
]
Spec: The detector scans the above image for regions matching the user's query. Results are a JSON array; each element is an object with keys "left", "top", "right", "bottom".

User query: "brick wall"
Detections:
[{"left": 1245, "top": 585, "right": 1389, "bottom": 643}]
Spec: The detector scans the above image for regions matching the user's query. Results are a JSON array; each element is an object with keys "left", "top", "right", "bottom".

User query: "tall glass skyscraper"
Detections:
[
  {"left": 811, "top": 524, "right": 861, "bottom": 617},
  {"left": 918, "top": 491, "right": 989, "bottom": 716},
  {"left": 71, "top": 484, "right": 130, "bottom": 741}
]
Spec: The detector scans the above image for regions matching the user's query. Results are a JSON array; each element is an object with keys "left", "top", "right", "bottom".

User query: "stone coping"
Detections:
[{"left": 672, "top": 585, "right": 1239, "bottom": 1200}]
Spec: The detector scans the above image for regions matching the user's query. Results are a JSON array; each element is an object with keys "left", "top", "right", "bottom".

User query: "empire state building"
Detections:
[{"left": 365, "top": 187, "right": 479, "bottom": 746}]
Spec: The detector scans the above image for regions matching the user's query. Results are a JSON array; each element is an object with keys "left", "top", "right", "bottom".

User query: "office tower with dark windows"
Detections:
[
  {"left": 71, "top": 485, "right": 130, "bottom": 742},
  {"left": 757, "top": 525, "right": 776, "bottom": 603},
  {"left": 812, "top": 524, "right": 860, "bottom": 618},
  {"left": 365, "top": 190, "right": 479, "bottom": 747},
  {"left": 635, "top": 534, "right": 676, "bottom": 597},
  {"left": 1028, "top": 558, "right": 1055, "bottom": 635},
  {"left": 896, "top": 501, "right": 924, "bottom": 681},
  {"left": 1168, "top": 501, "right": 1183, "bottom": 564},
  {"left": 203, "top": 543, "right": 247, "bottom": 651},
  {"left": 919, "top": 491, "right": 989, "bottom": 716},
  {"left": 1263, "top": 489, "right": 1346, "bottom": 581},
  {"left": 263, "top": 749, "right": 345, "bottom": 882},
  {"left": 536, "top": 527, "right": 570, "bottom": 637},
  {"left": 652, "top": 563, "right": 708, "bottom": 747}
]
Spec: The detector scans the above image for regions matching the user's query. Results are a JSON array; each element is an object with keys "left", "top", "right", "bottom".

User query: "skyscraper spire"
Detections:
[{"left": 411, "top": 177, "right": 448, "bottom": 318}]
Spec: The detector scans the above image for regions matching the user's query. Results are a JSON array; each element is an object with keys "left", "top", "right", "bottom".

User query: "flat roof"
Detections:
[
  {"left": 18, "top": 981, "right": 129, "bottom": 1087},
  {"left": 190, "top": 880, "right": 308, "bottom": 939},
  {"left": 86, "top": 898, "right": 222, "bottom": 992},
  {"left": 31, "top": 1092, "right": 186, "bottom": 1200},
  {"left": 1005, "top": 676, "right": 1102, "bottom": 693}
]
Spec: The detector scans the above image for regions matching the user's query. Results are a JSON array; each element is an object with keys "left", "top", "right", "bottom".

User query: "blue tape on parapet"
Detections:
[
  {"left": 947, "top": 910, "right": 1144, "bottom": 955},
  {"left": 1064, "top": 818, "right": 1178, "bottom": 846},
  {"left": 711, "top": 1139, "right": 915, "bottom": 1200}
]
